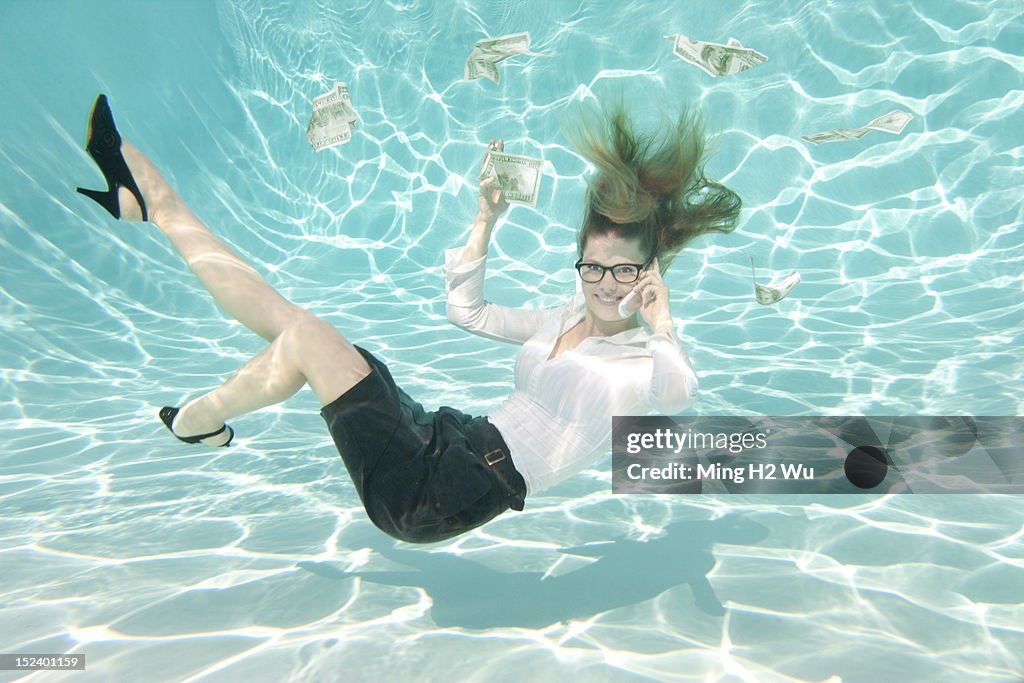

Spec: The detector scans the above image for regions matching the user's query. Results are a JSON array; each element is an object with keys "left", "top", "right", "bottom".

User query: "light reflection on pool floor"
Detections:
[{"left": 1, "top": 0, "right": 1022, "bottom": 680}]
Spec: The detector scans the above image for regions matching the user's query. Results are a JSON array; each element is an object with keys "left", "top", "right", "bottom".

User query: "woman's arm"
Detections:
[
  {"left": 445, "top": 249, "right": 554, "bottom": 343},
  {"left": 629, "top": 258, "right": 698, "bottom": 411},
  {"left": 446, "top": 139, "right": 556, "bottom": 344},
  {"left": 457, "top": 138, "right": 508, "bottom": 267},
  {"left": 646, "top": 325, "right": 699, "bottom": 413},
  {"left": 456, "top": 212, "right": 497, "bottom": 267}
]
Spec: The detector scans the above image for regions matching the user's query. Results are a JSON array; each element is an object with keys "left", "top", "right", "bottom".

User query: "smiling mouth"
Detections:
[{"left": 595, "top": 294, "right": 622, "bottom": 304}]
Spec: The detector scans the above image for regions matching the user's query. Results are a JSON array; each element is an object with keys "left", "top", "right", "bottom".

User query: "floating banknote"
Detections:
[
  {"left": 307, "top": 82, "right": 358, "bottom": 152},
  {"left": 802, "top": 110, "right": 913, "bottom": 145},
  {"left": 464, "top": 32, "right": 547, "bottom": 84},
  {"left": 750, "top": 257, "right": 800, "bottom": 305},
  {"left": 802, "top": 129, "right": 870, "bottom": 145},
  {"left": 478, "top": 149, "right": 544, "bottom": 206},
  {"left": 863, "top": 110, "right": 914, "bottom": 134},
  {"left": 664, "top": 34, "right": 767, "bottom": 77}
]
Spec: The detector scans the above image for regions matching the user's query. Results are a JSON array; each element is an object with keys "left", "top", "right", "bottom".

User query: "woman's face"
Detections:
[{"left": 578, "top": 233, "right": 648, "bottom": 326}]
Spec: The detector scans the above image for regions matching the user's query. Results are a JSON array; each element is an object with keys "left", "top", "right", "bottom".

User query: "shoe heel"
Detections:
[
  {"left": 76, "top": 94, "right": 149, "bottom": 222},
  {"left": 77, "top": 186, "right": 120, "bottom": 219}
]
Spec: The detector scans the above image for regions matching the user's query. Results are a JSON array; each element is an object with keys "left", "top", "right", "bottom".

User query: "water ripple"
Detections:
[{"left": 1, "top": 0, "right": 1023, "bottom": 680}]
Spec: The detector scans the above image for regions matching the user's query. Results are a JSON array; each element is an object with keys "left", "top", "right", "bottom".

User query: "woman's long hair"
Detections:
[{"left": 563, "top": 95, "right": 742, "bottom": 271}]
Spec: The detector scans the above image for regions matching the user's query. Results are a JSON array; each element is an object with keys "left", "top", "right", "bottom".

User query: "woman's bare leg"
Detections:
[
  {"left": 112, "top": 141, "right": 371, "bottom": 441},
  {"left": 117, "top": 141, "right": 301, "bottom": 342},
  {"left": 171, "top": 314, "right": 372, "bottom": 443}
]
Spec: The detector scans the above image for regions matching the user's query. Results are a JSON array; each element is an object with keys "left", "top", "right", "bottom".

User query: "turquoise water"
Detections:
[{"left": 1, "top": 0, "right": 1022, "bottom": 680}]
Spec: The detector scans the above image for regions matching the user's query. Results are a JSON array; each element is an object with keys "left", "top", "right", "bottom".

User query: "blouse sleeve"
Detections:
[
  {"left": 444, "top": 247, "right": 557, "bottom": 344},
  {"left": 643, "top": 323, "right": 699, "bottom": 414}
]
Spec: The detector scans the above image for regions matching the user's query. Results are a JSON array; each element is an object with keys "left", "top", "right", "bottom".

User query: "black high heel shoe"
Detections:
[
  {"left": 159, "top": 406, "right": 234, "bottom": 447},
  {"left": 76, "top": 94, "right": 149, "bottom": 221}
]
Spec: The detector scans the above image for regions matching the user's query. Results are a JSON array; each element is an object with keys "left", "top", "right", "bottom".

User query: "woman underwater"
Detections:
[{"left": 74, "top": 94, "right": 741, "bottom": 543}]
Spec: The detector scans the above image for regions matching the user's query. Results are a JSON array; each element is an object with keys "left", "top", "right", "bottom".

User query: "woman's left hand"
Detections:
[{"left": 632, "top": 257, "right": 673, "bottom": 332}]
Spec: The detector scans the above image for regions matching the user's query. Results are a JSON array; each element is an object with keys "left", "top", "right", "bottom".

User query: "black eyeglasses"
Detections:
[{"left": 574, "top": 258, "right": 652, "bottom": 284}]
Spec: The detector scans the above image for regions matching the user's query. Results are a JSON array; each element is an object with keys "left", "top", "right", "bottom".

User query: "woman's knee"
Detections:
[
  {"left": 265, "top": 302, "right": 314, "bottom": 341},
  {"left": 278, "top": 313, "right": 345, "bottom": 356},
  {"left": 278, "top": 314, "right": 371, "bottom": 404}
]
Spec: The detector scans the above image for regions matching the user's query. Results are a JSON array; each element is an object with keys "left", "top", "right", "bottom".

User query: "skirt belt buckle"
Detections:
[
  {"left": 481, "top": 447, "right": 524, "bottom": 511},
  {"left": 483, "top": 449, "right": 506, "bottom": 466}
]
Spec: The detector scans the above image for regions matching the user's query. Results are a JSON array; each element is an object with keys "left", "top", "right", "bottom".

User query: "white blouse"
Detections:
[{"left": 444, "top": 248, "right": 699, "bottom": 494}]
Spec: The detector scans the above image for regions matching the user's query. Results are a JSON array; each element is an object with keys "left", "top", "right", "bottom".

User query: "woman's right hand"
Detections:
[{"left": 477, "top": 138, "right": 509, "bottom": 224}]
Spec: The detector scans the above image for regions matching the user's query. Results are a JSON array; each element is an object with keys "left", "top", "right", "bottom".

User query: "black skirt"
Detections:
[{"left": 320, "top": 346, "right": 527, "bottom": 543}]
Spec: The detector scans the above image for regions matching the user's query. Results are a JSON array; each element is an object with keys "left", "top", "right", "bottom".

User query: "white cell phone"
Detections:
[{"left": 618, "top": 290, "right": 639, "bottom": 319}]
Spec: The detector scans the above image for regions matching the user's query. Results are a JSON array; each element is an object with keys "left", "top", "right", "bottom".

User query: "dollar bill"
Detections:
[
  {"left": 750, "top": 256, "right": 800, "bottom": 305},
  {"left": 863, "top": 110, "right": 913, "bottom": 134},
  {"left": 307, "top": 82, "right": 358, "bottom": 152},
  {"left": 337, "top": 85, "right": 357, "bottom": 126},
  {"left": 802, "top": 129, "right": 870, "bottom": 145},
  {"left": 478, "top": 149, "right": 544, "bottom": 206},
  {"left": 464, "top": 32, "right": 547, "bottom": 84},
  {"left": 665, "top": 34, "right": 767, "bottom": 77},
  {"left": 802, "top": 110, "right": 913, "bottom": 145},
  {"left": 465, "top": 57, "right": 501, "bottom": 83}
]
